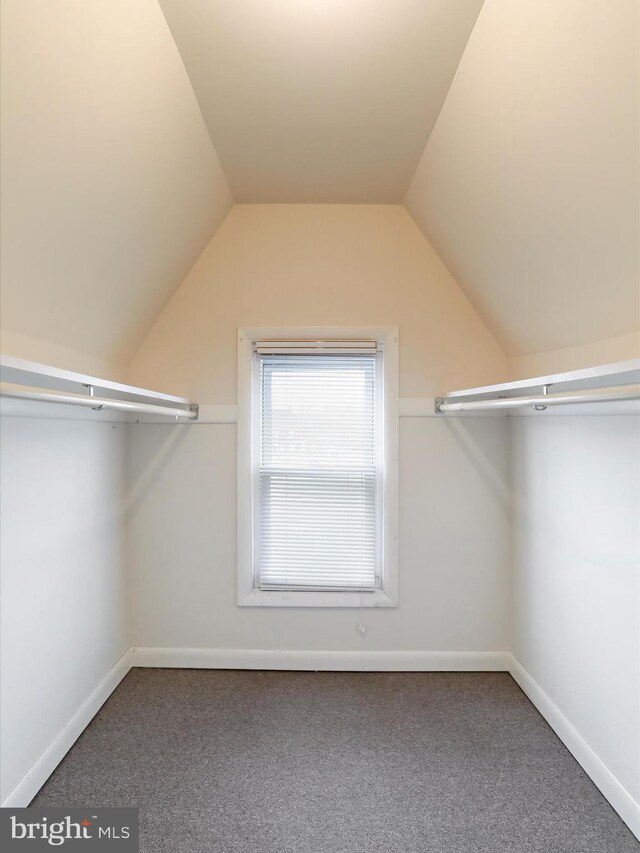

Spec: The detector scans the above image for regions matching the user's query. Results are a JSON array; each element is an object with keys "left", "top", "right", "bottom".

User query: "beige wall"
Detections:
[
  {"left": 128, "top": 205, "right": 507, "bottom": 399},
  {"left": 0, "top": 330, "right": 126, "bottom": 383},
  {"left": 2, "top": 0, "right": 634, "bottom": 382},
  {"left": 509, "top": 331, "right": 640, "bottom": 380},
  {"left": 405, "top": 0, "right": 639, "bottom": 359},
  {"left": 158, "top": 0, "right": 483, "bottom": 203},
  {"left": 0, "top": 0, "right": 232, "bottom": 369}
]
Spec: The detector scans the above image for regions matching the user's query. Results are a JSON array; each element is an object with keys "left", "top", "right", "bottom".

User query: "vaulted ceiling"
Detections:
[
  {"left": 1, "top": 0, "right": 638, "bottom": 375},
  {"left": 405, "top": 0, "right": 640, "bottom": 358},
  {"left": 0, "top": 0, "right": 232, "bottom": 369},
  {"left": 157, "top": 0, "right": 483, "bottom": 202}
]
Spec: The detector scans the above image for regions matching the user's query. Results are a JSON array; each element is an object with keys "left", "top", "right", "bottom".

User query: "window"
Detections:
[
  {"left": 238, "top": 328, "right": 398, "bottom": 607},
  {"left": 257, "top": 344, "right": 379, "bottom": 591}
]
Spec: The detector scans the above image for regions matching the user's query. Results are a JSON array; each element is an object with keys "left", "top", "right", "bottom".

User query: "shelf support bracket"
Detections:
[{"left": 533, "top": 384, "right": 552, "bottom": 411}]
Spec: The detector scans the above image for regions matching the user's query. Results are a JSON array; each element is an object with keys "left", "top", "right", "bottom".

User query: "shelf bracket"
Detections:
[{"left": 533, "top": 384, "right": 552, "bottom": 411}]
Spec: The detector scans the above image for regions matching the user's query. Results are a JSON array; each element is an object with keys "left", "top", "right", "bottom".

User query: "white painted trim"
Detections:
[
  {"left": 5, "top": 645, "right": 636, "bottom": 842},
  {"left": 236, "top": 326, "right": 399, "bottom": 608},
  {"left": 399, "top": 397, "right": 438, "bottom": 417},
  {"left": 239, "top": 588, "right": 396, "bottom": 608},
  {"left": 0, "top": 648, "right": 133, "bottom": 808},
  {"left": 173, "top": 398, "right": 506, "bottom": 423},
  {"left": 381, "top": 330, "right": 399, "bottom": 606},
  {"left": 194, "top": 404, "right": 239, "bottom": 423},
  {"left": 507, "top": 655, "right": 640, "bottom": 841},
  {"left": 237, "top": 329, "right": 255, "bottom": 604},
  {"left": 130, "top": 647, "right": 509, "bottom": 671}
]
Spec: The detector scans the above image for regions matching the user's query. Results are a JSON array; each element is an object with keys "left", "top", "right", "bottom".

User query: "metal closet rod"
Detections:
[
  {"left": 435, "top": 386, "right": 640, "bottom": 413},
  {"left": 0, "top": 387, "right": 199, "bottom": 419}
]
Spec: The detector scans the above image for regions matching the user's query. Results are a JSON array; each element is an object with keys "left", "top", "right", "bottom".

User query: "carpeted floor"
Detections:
[{"left": 32, "top": 670, "right": 638, "bottom": 852}]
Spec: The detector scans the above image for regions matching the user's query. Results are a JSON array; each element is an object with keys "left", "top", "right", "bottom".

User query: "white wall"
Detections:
[
  {"left": 124, "top": 202, "right": 508, "bottom": 661},
  {"left": 0, "top": 417, "right": 129, "bottom": 803},
  {"left": 127, "top": 416, "right": 510, "bottom": 653},
  {"left": 511, "top": 414, "right": 640, "bottom": 806}
]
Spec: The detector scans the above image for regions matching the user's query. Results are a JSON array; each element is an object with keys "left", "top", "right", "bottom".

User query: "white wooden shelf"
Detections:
[
  {"left": 0, "top": 354, "right": 198, "bottom": 422},
  {"left": 440, "top": 359, "right": 640, "bottom": 416},
  {"left": 445, "top": 359, "right": 640, "bottom": 401}
]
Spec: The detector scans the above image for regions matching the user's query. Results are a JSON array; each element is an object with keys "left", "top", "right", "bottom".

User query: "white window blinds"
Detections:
[{"left": 255, "top": 346, "right": 381, "bottom": 591}]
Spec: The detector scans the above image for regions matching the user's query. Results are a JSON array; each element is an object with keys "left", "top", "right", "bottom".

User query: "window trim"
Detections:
[{"left": 237, "top": 326, "right": 399, "bottom": 608}]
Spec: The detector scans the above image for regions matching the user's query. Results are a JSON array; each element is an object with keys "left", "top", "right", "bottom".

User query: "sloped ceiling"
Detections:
[
  {"left": 0, "top": 0, "right": 232, "bottom": 369},
  {"left": 157, "top": 0, "right": 484, "bottom": 203},
  {"left": 1, "top": 0, "right": 637, "bottom": 378},
  {"left": 405, "top": 0, "right": 640, "bottom": 358},
  {"left": 127, "top": 205, "right": 508, "bottom": 400}
]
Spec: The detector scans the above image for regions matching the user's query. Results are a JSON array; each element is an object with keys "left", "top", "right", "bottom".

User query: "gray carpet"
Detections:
[{"left": 31, "top": 670, "right": 638, "bottom": 852}]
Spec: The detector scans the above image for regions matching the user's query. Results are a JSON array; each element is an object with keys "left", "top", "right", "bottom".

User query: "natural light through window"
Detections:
[
  {"left": 237, "top": 328, "right": 398, "bottom": 608},
  {"left": 257, "top": 348, "right": 379, "bottom": 591}
]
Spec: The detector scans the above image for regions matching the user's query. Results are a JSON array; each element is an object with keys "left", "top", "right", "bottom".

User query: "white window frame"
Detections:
[{"left": 237, "top": 326, "right": 398, "bottom": 608}]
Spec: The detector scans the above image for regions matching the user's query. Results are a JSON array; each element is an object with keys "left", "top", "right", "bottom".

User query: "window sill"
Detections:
[{"left": 238, "top": 588, "right": 397, "bottom": 608}]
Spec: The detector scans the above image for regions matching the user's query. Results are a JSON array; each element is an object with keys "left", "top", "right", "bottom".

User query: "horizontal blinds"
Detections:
[{"left": 257, "top": 352, "right": 379, "bottom": 591}]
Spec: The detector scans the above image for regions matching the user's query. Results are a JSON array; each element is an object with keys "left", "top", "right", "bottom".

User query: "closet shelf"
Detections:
[
  {"left": 436, "top": 359, "right": 640, "bottom": 415},
  {"left": 0, "top": 354, "right": 199, "bottom": 422}
]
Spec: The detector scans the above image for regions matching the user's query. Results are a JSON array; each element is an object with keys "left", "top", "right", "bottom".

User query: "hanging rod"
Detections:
[
  {"left": 435, "top": 386, "right": 640, "bottom": 413},
  {"left": 0, "top": 387, "right": 199, "bottom": 420}
]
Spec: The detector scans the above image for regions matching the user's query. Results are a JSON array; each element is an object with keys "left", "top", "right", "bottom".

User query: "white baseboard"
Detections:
[
  {"left": 1, "top": 648, "right": 133, "bottom": 808},
  {"left": 130, "top": 647, "right": 510, "bottom": 671},
  {"left": 507, "top": 654, "right": 640, "bottom": 841},
  {"left": 4, "top": 646, "right": 637, "bottom": 843}
]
